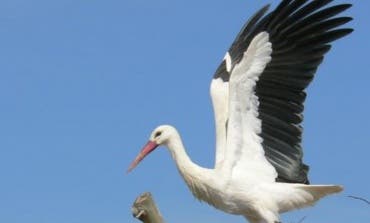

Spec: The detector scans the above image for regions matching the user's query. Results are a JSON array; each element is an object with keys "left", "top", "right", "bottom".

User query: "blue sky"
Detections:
[{"left": 0, "top": 0, "right": 368, "bottom": 222}]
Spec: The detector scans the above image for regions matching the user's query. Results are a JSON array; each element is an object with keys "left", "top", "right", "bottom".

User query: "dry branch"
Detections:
[
  {"left": 132, "top": 192, "right": 165, "bottom": 223},
  {"left": 348, "top": 195, "right": 370, "bottom": 205}
]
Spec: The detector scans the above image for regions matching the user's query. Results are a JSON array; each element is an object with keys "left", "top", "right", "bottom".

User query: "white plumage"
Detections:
[
  {"left": 139, "top": 125, "right": 342, "bottom": 223},
  {"left": 128, "top": 1, "right": 353, "bottom": 223}
]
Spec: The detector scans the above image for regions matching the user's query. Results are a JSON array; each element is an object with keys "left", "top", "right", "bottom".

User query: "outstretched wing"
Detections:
[{"left": 211, "top": 0, "right": 353, "bottom": 183}]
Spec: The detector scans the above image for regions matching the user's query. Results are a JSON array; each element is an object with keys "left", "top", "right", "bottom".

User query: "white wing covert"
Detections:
[
  {"left": 224, "top": 32, "right": 277, "bottom": 182},
  {"left": 211, "top": 5, "right": 270, "bottom": 170}
]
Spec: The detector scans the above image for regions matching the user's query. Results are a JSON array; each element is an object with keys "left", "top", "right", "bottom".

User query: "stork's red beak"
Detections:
[{"left": 127, "top": 141, "right": 159, "bottom": 173}]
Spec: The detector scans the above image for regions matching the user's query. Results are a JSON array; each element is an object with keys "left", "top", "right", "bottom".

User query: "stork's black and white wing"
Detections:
[{"left": 210, "top": 0, "right": 353, "bottom": 184}]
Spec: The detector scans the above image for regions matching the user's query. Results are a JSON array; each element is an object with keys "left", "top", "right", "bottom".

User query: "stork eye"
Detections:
[{"left": 154, "top": 131, "right": 162, "bottom": 138}]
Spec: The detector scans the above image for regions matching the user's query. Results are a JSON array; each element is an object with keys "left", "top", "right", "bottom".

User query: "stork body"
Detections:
[
  {"left": 145, "top": 125, "right": 341, "bottom": 223},
  {"left": 128, "top": 1, "right": 353, "bottom": 223}
]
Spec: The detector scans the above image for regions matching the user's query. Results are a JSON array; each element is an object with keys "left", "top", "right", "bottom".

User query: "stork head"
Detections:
[{"left": 127, "top": 125, "right": 176, "bottom": 173}]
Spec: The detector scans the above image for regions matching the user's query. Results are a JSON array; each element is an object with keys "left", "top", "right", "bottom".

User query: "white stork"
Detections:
[{"left": 128, "top": 1, "right": 353, "bottom": 223}]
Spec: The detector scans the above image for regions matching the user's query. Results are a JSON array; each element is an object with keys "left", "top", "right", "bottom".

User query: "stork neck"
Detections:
[
  {"left": 166, "top": 135, "right": 193, "bottom": 170},
  {"left": 164, "top": 130, "right": 217, "bottom": 202},
  {"left": 165, "top": 132, "right": 206, "bottom": 177}
]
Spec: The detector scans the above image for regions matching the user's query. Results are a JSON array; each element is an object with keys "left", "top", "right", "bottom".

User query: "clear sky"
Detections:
[{"left": 0, "top": 0, "right": 368, "bottom": 222}]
